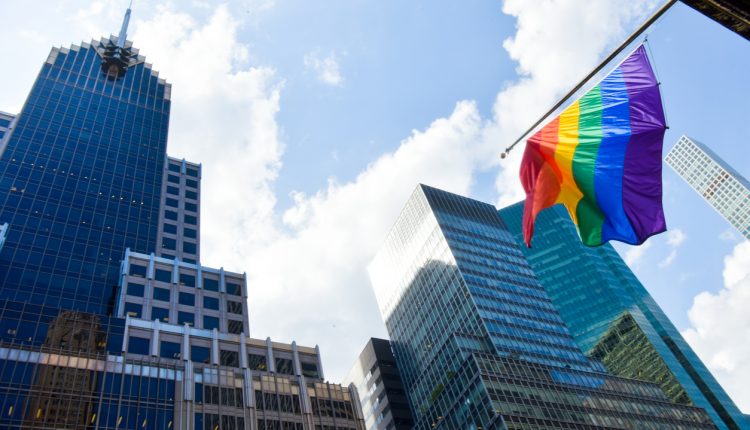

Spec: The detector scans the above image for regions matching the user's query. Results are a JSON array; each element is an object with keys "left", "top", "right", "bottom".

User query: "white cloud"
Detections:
[
  {"left": 304, "top": 49, "right": 344, "bottom": 86},
  {"left": 719, "top": 228, "right": 741, "bottom": 243},
  {"left": 624, "top": 240, "right": 653, "bottom": 267},
  {"left": 659, "top": 228, "right": 687, "bottom": 267},
  {"left": 682, "top": 240, "right": 750, "bottom": 412}
]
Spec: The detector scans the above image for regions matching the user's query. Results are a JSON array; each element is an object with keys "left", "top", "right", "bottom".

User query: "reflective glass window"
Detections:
[
  {"left": 184, "top": 227, "right": 197, "bottom": 239},
  {"left": 153, "top": 287, "right": 170, "bottom": 302},
  {"left": 187, "top": 167, "right": 199, "bottom": 178},
  {"left": 227, "top": 300, "right": 243, "bottom": 315},
  {"left": 185, "top": 190, "right": 198, "bottom": 200},
  {"left": 184, "top": 214, "right": 197, "bottom": 225},
  {"left": 228, "top": 320, "right": 243, "bottom": 334},
  {"left": 203, "top": 278, "right": 219, "bottom": 292},
  {"left": 227, "top": 282, "right": 242, "bottom": 296},
  {"left": 185, "top": 202, "right": 197, "bottom": 212},
  {"left": 165, "top": 210, "right": 178, "bottom": 221},
  {"left": 179, "top": 273, "right": 195, "bottom": 287},
  {"left": 160, "top": 341, "right": 181, "bottom": 359},
  {"left": 126, "top": 283, "right": 144, "bottom": 297},
  {"left": 167, "top": 174, "right": 180, "bottom": 184},
  {"left": 191, "top": 345, "right": 211, "bottom": 363},
  {"left": 203, "top": 296, "right": 219, "bottom": 310},
  {"left": 124, "top": 302, "right": 142, "bottom": 318},
  {"left": 128, "top": 336, "right": 150, "bottom": 355},
  {"left": 165, "top": 198, "right": 179, "bottom": 208},
  {"left": 162, "top": 237, "right": 176, "bottom": 251},
  {"left": 178, "top": 311, "right": 194, "bottom": 326},
  {"left": 248, "top": 354, "right": 267, "bottom": 371},
  {"left": 203, "top": 316, "right": 220, "bottom": 331},
  {"left": 155, "top": 269, "right": 172, "bottom": 283},
  {"left": 220, "top": 350, "right": 239, "bottom": 367},
  {"left": 163, "top": 223, "right": 177, "bottom": 234},
  {"left": 301, "top": 362, "right": 319, "bottom": 378},
  {"left": 166, "top": 185, "right": 179, "bottom": 196},
  {"left": 151, "top": 307, "right": 169, "bottom": 323},
  {"left": 179, "top": 292, "right": 195, "bottom": 306},
  {"left": 186, "top": 179, "right": 198, "bottom": 188},
  {"left": 275, "top": 358, "right": 294, "bottom": 375},
  {"left": 129, "top": 264, "right": 147, "bottom": 278},
  {"left": 183, "top": 242, "right": 197, "bottom": 254},
  {"left": 168, "top": 163, "right": 181, "bottom": 173}
]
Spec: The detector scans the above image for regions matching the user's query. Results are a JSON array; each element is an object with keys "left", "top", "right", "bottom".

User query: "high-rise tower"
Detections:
[
  {"left": 499, "top": 202, "right": 748, "bottom": 430},
  {"left": 665, "top": 135, "right": 750, "bottom": 240},
  {"left": 369, "top": 184, "right": 717, "bottom": 429}
]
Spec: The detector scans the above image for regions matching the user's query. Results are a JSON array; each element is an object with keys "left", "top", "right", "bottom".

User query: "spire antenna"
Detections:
[{"left": 117, "top": 2, "right": 132, "bottom": 48}]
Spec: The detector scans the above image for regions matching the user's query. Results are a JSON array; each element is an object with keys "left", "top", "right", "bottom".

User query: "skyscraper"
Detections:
[
  {"left": 665, "top": 135, "right": 750, "bottom": 240},
  {"left": 369, "top": 184, "right": 717, "bottom": 429},
  {"left": 344, "top": 338, "right": 413, "bottom": 430},
  {"left": 0, "top": 8, "right": 365, "bottom": 430},
  {"left": 499, "top": 202, "right": 748, "bottom": 430}
]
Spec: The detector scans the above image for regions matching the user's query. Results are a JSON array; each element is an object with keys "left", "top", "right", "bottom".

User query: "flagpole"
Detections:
[{"left": 501, "top": 0, "right": 677, "bottom": 159}]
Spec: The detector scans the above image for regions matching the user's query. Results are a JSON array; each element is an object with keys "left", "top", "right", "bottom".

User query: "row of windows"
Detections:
[
  {"left": 166, "top": 174, "right": 198, "bottom": 189},
  {"left": 123, "top": 303, "right": 243, "bottom": 332},
  {"left": 166, "top": 185, "right": 198, "bottom": 200},
  {"left": 164, "top": 197, "right": 198, "bottom": 212},
  {"left": 162, "top": 223, "right": 197, "bottom": 238},
  {"left": 167, "top": 162, "right": 199, "bottom": 178},
  {"left": 164, "top": 210, "right": 197, "bottom": 225}
]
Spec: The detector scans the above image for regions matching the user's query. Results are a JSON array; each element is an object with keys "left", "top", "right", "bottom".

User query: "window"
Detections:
[
  {"left": 165, "top": 210, "right": 178, "bottom": 221},
  {"left": 168, "top": 163, "right": 181, "bottom": 173},
  {"left": 163, "top": 223, "right": 177, "bottom": 234},
  {"left": 183, "top": 228, "right": 197, "bottom": 239},
  {"left": 162, "top": 238, "right": 176, "bottom": 251},
  {"left": 126, "top": 283, "right": 144, "bottom": 297},
  {"left": 185, "top": 202, "right": 197, "bottom": 212},
  {"left": 151, "top": 307, "right": 169, "bottom": 323},
  {"left": 155, "top": 268, "right": 172, "bottom": 283},
  {"left": 187, "top": 167, "right": 199, "bottom": 178},
  {"left": 275, "top": 358, "right": 294, "bottom": 375},
  {"left": 153, "top": 287, "right": 170, "bottom": 302},
  {"left": 128, "top": 337, "right": 150, "bottom": 355},
  {"left": 129, "top": 264, "right": 147, "bottom": 278},
  {"left": 191, "top": 345, "right": 211, "bottom": 363},
  {"left": 179, "top": 273, "right": 195, "bottom": 287},
  {"left": 185, "top": 190, "right": 198, "bottom": 200},
  {"left": 165, "top": 198, "right": 179, "bottom": 208},
  {"left": 183, "top": 242, "right": 197, "bottom": 254},
  {"left": 186, "top": 179, "right": 198, "bottom": 188},
  {"left": 167, "top": 174, "right": 180, "bottom": 184},
  {"left": 184, "top": 214, "right": 197, "bottom": 225},
  {"left": 220, "top": 350, "right": 239, "bottom": 367},
  {"left": 248, "top": 354, "right": 267, "bottom": 371},
  {"left": 178, "top": 311, "right": 194, "bottom": 326},
  {"left": 160, "top": 341, "right": 181, "bottom": 359},
  {"left": 178, "top": 292, "right": 195, "bottom": 306},
  {"left": 124, "top": 302, "right": 141, "bottom": 318},
  {"left": 203, "top": 278, "right": 219, "bottom": 292},
  {"left": 228, "top": 320, "right": 243, "bottom": 335},
  {"left": 227, "top": 300, "right": 243, "bottom": 315},
  {"left": 166, "top": 185, "right": 180, "bottom": 196},
  {"left": 301, "top": 362, "right": 319, "bottom": 378},
  {"left": 203, "top": 316, "right": 220, "bottom": 331},
  {"left": 227, "top": 282, "right": 242, "bottom": 296},
  {"left": 203, "top": 296, "right": 219, "bottom": 310}
]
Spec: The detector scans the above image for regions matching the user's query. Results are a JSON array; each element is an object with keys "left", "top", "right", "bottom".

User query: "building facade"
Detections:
[
  {"left": 0, "top": 111, "right": 14, "bottom": 144},
  {"left": 665, "top": 135, "right": 750, "bottom": 240},
  {"left": 499, "top": 202, "right": 748, "bottom": 430},
  {"left": 369, "top": 184, "right": 718, "bottom": 429},
  {"left": 0, "top": 9, "right": 365, "bottom": 430},
  {"left": 344, "top": 338, "right": 413, "bottom": 430}
]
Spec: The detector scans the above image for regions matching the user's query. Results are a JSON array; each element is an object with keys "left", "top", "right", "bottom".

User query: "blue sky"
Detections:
[{"left": 0, "top": 0, "right": 748, "bottom": 410}]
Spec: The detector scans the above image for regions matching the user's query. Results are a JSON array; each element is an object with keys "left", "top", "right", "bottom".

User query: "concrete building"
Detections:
[
  {"left": 344, "top": 338, "right": 412, "bottom": 430},
  {"left": 665, "top": 135, "right": 750, "bottom": 240}
]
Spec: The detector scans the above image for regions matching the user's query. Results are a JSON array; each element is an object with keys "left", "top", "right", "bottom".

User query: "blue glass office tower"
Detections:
[
  {"left": 498, "top": 202, "right": 747, "bottom": 430},
  {"left": 370, "top": 184, "right": 717, "bottom": 429}
]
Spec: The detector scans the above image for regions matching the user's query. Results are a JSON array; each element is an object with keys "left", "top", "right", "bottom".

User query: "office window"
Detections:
[
  {"left": 301, "top": 362, "right": 319, "bottom": 378},
  {"left": 126, "top": 283, "right": 144, "bottom": 297},
  {"left": 203, "top": 278, "right": 219, "bottom": 292},
  {"left": 275, "top": 358, "right": 294, "bottom": 375},
  {"left": 178, "top": 311, "right": 194, "bottom": 326},
  {"left": 248, "top": 354, "right": 267, "bottom": 371},
  {"left": 186, "top": 179, "right": 198, "bottom": 188},
  {"left": 129, "top": 264, "right": 147, "bottom": 278},
  {"left": 185, "top": 202, "right": 197, "bottom": 212},
  {"left": 163, "top": 223, "right": 177, "bottom": 234},
  {"left": 167, "top": 174, "right": 180, "bottom": 184},
  {"left": 203, "top": 316, "right": 220, "bottom": 331},
  {"left": 179, "top": 292, "right": 195, "bottom": 306},
  {"left": 155, "top": 268, "right": 172, "bottom": 283},
  {"left": 165, "top": 198, "right": 179, "bottom": 208},
  {"left": 168, "top": 163, "right": 181, "bottom": 173},
  {"left": 151, "top": 307, "right": 169, "bottom": 323},
  {"left": 124, "top": 302, "right": 141, "bottom": 318},
  {"left": 220, "top": 350, "right": 239, "bottom": 367},
  {"left": 185, "top": 190, "right": 198, "bottom": 200},
  {"left": 228, "top": 320, "right": 243, "bottom": 335},
  {"left": 187, "top": 167, "right": 199, "bottom": 178},
  {"left": 179, "top": 273, "right": 196, "bottom": 287},
  {"left": 128, "top": 337, "right": 150, "bottom": 355},
  {"left": 165, "top": 210, "right": 178, "bottom": 221},
  {"left": 227, "top": 282, "right": 242, "bottom": 296},
  {"left": 192, "top": 345, "right": 211, "bottom": 364},
  {"left": 166, "top": 185, "right": 179, "bottom": 196},
  {"left": 227, "top": 300, "right": 243, "bottom": 315},
  {"left": 184, "top": 228, "right": 197, "bottom": 239},
  {"left": 183, "top": 242, "right": 197, "bottom": 254},
  {"left": 162, "top": 238, "right": 176, "bottom": 251},
  {"left": 160, "top": 341, "right": 181, "bottom": 359},
  {"left": 184, "top": 214, "right": 197, "bottom": 225},
  {"left": 153, "top": 287, "right": 170, "bottom": 302},
  {"left": 203, "top": 296, "right": 219, "bottom": 310}
]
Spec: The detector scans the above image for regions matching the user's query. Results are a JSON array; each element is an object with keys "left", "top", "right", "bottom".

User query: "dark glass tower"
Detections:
[
  {"left": 370, "top": 184, "right": 717, "bottom": 429},
  {"left": 0, "top": 10, "right": 169, "bottom": 315},
  {"left": 498, "top": 202, "right": 748, "bottom": 430}
]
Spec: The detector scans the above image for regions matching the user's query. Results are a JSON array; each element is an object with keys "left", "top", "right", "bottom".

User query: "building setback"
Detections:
[
  {"left": 665, "top": 135, "right": 750, "bottom": 240},
  {"left": 344, "top": 338, "right": 413, "bottom": 430},
  {"left": 368, "top": 184, "right": 718, "bottom": 429},
  {"left": 499, "top": 202, "right": 748, "bottom": 430},
  {"left": 0, "top": 8, "right": 364, "bottom": 430}
]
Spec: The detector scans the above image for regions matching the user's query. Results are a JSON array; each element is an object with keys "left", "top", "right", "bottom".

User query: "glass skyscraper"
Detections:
[
  {"left": 369, "top": 184, "right": 717, "bottom": 429},
  {"left": 0, "top": 9, "right": 365, "bottom": 430},
  {"left": 498, "top": 202, "right": 747, "bottom": 430},
  {"left": 665, "top": 135, "right": 750, "bottom": 240}
]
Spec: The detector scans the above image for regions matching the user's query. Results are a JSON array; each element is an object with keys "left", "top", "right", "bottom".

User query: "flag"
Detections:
[{"left": 520, "top": 45, "right": 667, "bottom": 247}]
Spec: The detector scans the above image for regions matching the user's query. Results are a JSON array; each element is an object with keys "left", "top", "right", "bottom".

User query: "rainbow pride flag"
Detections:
[{"left": 520, "top": 45, "right": 667, "bottom": 247}]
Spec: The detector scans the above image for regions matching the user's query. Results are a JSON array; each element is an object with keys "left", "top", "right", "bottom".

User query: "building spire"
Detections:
[{"left": 117, "top": 1, "right": 132, "bottom": 48}]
